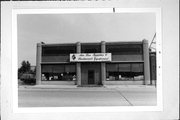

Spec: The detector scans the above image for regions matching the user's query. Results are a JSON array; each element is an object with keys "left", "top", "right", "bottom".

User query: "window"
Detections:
[
  {"left": 41, "top": 64, "right": 76, "bottom": 81},
  {"left": 42, "top": 45, "right": 76, "bottom": 56},
  {"left": 81, "top": 44, "right": 101, "bottom": 53},
  {"left": 106, "top": 44, "right": 143, "bottom": 55},
  {"left": 106, "top": 63, "right": 144, "bottom": 81}
]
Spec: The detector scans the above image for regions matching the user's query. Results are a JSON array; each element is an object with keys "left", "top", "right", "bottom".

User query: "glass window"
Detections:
[
  {"left": 42, "top": 45, "right": 76, "bottom": 56},
  {"left": 106, "top": 63, "right": 144, "bottom": 81},
  {"left": 81, "top": 44, "right": 101, "bottom": 53},
  {"left": 106, "top": 44, "right": 143, "bottom": 55},
  {"left": 41, "top": 64, "right": 76, "bottom": 81}
]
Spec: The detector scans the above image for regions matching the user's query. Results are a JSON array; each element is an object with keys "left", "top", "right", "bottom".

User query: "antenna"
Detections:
[{"left": 149, "top": 33, "right": 156, "bottom": 52}]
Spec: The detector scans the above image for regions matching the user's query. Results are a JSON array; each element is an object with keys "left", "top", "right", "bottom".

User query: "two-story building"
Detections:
[{"left": 36, "top": 40, "right": 151, "bottom": 86}]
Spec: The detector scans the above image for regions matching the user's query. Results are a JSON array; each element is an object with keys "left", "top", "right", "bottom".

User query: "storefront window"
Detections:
[
  {"left": 41, "top": 64, "right": 76, "bottom": 81},
  {"left": 106, "top": 63, "right": 144, "bottom": 81}
]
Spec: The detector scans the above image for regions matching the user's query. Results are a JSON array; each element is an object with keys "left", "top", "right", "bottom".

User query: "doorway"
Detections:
[{"left": 88, "top": 70, "right": 95, "bottom": 84}]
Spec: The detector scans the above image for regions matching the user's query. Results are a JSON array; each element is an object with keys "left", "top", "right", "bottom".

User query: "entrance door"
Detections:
[{"left": 88, "top": 70, "right": 95, "bottom": 84}]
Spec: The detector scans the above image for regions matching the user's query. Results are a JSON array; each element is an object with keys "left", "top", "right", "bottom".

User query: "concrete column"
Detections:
[
  {"left": 143, "top": 39, "right": 150, "bottom": 85},
  {"left": 101, "top": 41, "right": 106, "bottom": 85},
  {"left": 76, "top": 42, "right": 81, "bottom": 86},
  {"left": 36, "top": 43, "right": 42, "bottom": 85}
]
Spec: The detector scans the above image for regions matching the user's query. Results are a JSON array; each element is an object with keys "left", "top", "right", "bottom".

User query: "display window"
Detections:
[
  {"left": 106, "top": 63, "right": 144, "bottom": 81},
  {"left": 41, "top": 64, "right": 76, "bottom": 81}
]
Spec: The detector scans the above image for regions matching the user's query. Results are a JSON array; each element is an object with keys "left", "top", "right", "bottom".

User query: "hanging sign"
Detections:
[{"left": 70, "top": 53, "right": 111, "bottom": 62}]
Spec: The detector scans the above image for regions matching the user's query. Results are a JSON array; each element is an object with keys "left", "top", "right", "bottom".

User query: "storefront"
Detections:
[{"left": 36, "top": 40, "right": 151, "bottom": 86}]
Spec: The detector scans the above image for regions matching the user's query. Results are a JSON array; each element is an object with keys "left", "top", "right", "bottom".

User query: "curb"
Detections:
[
  {"left": 104, "top": 85, "right": 156, "bottom": 89},
  {"left": 18, "top": 85, "right": 78, "bottom": 89},
  {"left": 18, "top": 85, "right": 156, "bottom": 90}
]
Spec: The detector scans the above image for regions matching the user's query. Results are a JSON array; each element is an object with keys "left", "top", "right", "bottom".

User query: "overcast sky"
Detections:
[{"left": 18, "top": 13, "right": 156, "bottom": 67}]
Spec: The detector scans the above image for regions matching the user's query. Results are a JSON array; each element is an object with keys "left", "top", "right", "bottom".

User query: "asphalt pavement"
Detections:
[{"left": 18, "top": 85, "right": 156, "bottom": 107}]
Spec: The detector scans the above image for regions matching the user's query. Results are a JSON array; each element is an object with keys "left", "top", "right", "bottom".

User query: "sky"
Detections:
[{"left": 18, "top": 13, "right": 156, "bottom": 67}]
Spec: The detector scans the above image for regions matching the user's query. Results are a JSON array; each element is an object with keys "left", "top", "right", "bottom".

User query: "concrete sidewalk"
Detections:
[{"left": 18, "top": 84, "right": 156, "bottom": 90}]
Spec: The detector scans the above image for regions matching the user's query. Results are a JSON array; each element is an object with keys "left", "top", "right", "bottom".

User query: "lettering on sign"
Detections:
[{"left": 70, "top": 53, "right": 112, "bottom": 62}]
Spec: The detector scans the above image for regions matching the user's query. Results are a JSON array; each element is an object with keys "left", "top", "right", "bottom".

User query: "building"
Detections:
[
  {"left": 36, "top": 40, "right": 152, "bottom": 86},
  {"left": 150, "top": 51, "right": 156, "bottom": 85}
]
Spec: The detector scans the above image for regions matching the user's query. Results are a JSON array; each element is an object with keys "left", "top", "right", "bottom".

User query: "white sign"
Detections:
[{"left": 70, "top": 53, "right": 111, "bottom": 62}]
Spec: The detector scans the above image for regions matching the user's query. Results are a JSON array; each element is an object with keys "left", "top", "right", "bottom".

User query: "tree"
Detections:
[{"left": 18, "top": 60, "right": 31, "bottom": 78}]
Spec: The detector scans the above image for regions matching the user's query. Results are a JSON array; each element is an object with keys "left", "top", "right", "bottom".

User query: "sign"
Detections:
[{"left": 70, "top": 53, "right": 111, "bottom": 62}]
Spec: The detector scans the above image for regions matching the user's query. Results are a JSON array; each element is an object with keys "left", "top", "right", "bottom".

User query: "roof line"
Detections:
[{"left": 41, "top": 40, "right": 143, "bottom": 46}]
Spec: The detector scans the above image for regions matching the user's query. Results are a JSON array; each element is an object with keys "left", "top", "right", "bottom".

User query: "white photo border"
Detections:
[
  {"left": 4, "top": 1, "right": 177, "bottom": 120},
  {"left": 12, "top": 8, "right": 162, "bottom": 113}
]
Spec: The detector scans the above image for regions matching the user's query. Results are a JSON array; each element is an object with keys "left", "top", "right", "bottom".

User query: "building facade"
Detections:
[{"left": 36, "top": 40, "right": 151, "bottom": 86}]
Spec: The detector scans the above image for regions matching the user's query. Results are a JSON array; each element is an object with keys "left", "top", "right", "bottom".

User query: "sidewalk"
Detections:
[{"left": 18, "top": 84, "right": 156, "bottom": 90}]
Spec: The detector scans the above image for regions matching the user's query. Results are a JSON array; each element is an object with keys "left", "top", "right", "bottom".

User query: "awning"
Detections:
[
  {"left": 106, "top": 64, "right": 118, "bottom": 72},
  {"left": 131, "top": 64, "right": 143, "bottom": 72},
  {"left": 65, "top": 65, "right": 76, "bottom": 72},
  {"left": 118, "top": 64, "right": 131, "bottom": 72},
  {"left": 42, "top": 65, "right": 64, "bottom": 73},
  {"left": 42, "top": 64, "right": 76, "bottom": 73}
]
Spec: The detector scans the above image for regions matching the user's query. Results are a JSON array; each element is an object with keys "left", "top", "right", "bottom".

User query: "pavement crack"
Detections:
[{"left": 113, "top": 88, "right": 133, "bottom": 106}]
